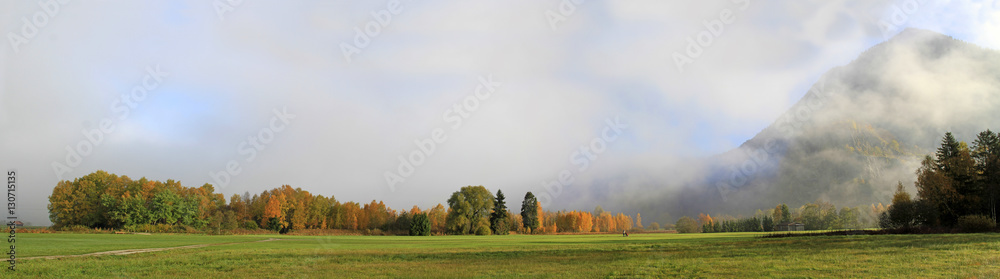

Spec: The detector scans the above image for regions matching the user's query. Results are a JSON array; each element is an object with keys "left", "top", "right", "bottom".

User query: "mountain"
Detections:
[{"left": 602, "top": 28, "right": 1000, "bottom": 224}]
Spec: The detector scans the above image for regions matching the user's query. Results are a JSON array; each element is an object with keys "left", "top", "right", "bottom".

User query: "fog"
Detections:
[{"left": 2, "top": 1, "right": 999, "bottom": 225}]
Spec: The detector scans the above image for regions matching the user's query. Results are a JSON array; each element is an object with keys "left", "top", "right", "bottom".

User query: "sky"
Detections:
[{"left": 2, "top": 0, "right": 1000, "bottom": 225}]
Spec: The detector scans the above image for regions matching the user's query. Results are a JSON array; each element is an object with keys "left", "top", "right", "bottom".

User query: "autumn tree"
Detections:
[
  {"left": 263, "top": 192, "right": 286, "bottom": 231},
  {"left": 635, "top": 213, "right": 643, "bottom": 230},
  {"left": 428, "top": 204, "right": 447, "bottom": 234}
]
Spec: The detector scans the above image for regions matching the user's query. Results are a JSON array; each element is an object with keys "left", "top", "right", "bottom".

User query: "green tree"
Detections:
[
  {"left": 762, "top": 215, "right": 774, "bottom": 231},
  {"left": 593, "top": 205, "right": 604, "bottom": 217},
  {"left": 489, "top": 190, "right": 510, "bottom": 235},
  {"left": 520, "top": 192, "right": 539, "bottom": 233},
  {"left": 780, "top": 204, "right": 791, "bottom": 223},
  {"left": 937, "top": 132, "right": 962, "bottom": 170},
  {"left": 886, "top": 182, "right": 916, "bottom": 228},
  {"left": 410, "top": 213, "right": 431, "bottom": 236},
  {"left": 394, "top": 211, "right": 412, "bottom": 232},
  {"left": 801, "top": 203, "right": 822, "bottom": 230},
  {"left": 973, "top": 130, "right": 1000, "bottom": 221},
  {"left": 919, "top": 132, "right": 980, "bottom": 226},
  {"left": 446, "top": 185, "right": 494, "bottom": 235},
  {"left": 675, "top": 216, "right": 699, "bottom": 233},
  {"left": 838, "top": 207, "right": 860, "bottom": 229},
  {"left": 648, "top": 222, "right": 660, "bottom": 230},
  {"left": 151, "top": 189, "right": 183, "bottom": 225},
  {"left": 772, "top": 204, "right": 783, "bottom": 224},
  {"left": 916, "top": 155, "right": 956, "bottom": 224}
]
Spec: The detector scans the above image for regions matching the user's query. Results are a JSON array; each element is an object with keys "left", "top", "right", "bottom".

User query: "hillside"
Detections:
[{"left": 609, "top": 28, "right": 1000, "bottom": 223}]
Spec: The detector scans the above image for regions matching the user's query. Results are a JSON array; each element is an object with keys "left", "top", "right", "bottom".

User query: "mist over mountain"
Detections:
[{"left": 563, "top": 29, "right": 1000, "bottom": 225}]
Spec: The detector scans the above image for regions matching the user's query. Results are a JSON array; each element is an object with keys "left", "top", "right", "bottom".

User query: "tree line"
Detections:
[
  {"left": 48, "top": 172, "right": 639, "bottom": 235},
  {"left": 880, "top": 130, "right": 999, "bottom": 231},
  {"left": 674, "top": 201, "right": 873, "bottom": 233}
]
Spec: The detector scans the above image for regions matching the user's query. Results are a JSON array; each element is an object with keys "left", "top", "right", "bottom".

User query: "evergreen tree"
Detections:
[
  {"left": 762, "top": 215, "right": 774, "bottom": 231},
  {"left": 973, "top": 130, "right": 1000, "bottom": 221},
  {"left": 780, "top": 204, "right": 791, "bottom": 223},
  {"left": 410, "top": 213, "right": 431, "bottom": 236},
  {"left": 521, "top": 192, "right": 539, "bottom": 233},
  {"left": 937, "top": 132, "right": 962, "bottom": 171},
  {"left": 490, "top": 190, "right": 510, "bottom": 235}
]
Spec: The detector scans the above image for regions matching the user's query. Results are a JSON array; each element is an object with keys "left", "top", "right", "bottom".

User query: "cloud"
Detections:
[{"left": 1, "top": 0, "right": 999, "bottom": 225}]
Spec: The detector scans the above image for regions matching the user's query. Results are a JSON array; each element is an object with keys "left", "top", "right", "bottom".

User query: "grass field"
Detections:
[{"left": 7, "top": 232, "right": 1000, "bottom": 278}]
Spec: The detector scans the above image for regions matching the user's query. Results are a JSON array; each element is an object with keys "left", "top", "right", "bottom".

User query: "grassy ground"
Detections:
[{"left": 7, "top": 232, "right": 1000, "bottom": 278}]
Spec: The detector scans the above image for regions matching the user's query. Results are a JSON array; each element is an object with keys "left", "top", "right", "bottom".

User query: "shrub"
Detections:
[
  {"left": 957, "top": 215, "right": 996, "bottom": 233},
  {"left": 474, "top": 225, "right": 492, "bottom": 235},
  {"left": 66, "top": 225, "right": 92, "bottom": 233},
  {"left": 243, "top": 221, "right": 260, "bottom": 230},
  {"left": 675, "top": 217, "right": 699, "bottom": 233}
]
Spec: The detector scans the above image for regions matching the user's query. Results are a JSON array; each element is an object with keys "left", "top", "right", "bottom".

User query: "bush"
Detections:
[
  {"left": 474, "top": 225, "right": 492, "bottom": 235},
  {"left": 957, "top": 215, "right": 996, "bottom": 233},
  {"left": 243, "top": 221, "right": 260, "bottom": 230},
  {"left": 675, "top": 217, "right": 699, "bottom": 233},
  {"left": 65, "top": 225, "right": 93, "bottom": 233}
]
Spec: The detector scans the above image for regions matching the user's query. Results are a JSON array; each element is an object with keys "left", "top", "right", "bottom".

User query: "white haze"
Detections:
[{"left": 1, "top": 1, "right": 999, "bottom": 225}]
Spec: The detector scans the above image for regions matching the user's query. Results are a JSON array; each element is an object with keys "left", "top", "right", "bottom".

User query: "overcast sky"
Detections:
[{"left": 2, "top": 0, "right": 999, "bottom": 225}]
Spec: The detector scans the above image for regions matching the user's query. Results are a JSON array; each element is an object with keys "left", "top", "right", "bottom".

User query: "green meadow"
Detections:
[{"left": 8, "top": 232, "right": 1000, "bottom": 278}]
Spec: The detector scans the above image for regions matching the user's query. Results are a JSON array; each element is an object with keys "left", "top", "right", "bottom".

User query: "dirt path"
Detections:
[{"left": 21, "top": 238, "right": 282, "bottom": 260}]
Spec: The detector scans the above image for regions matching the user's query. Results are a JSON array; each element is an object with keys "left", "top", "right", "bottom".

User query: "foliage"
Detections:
[
  {"left": 410, "top": 213, "right": 431, "bottom": 236},
  {"left": 914, "top": 130, "right": 1000, "bottom": 227},
  {"left": 445, "top": 185, "right": 495, "bottom": 235},
  {"left": 48, "top": 171, "right": 222, "bottom": 230},
  {"left": 881, "top": 182, "right": 916, "bottom": 229},
  {"left": 761, "top": 215, "right": 774, "bottom": 232},
  {"left": 647, "top": 222, "right": 660, "bottom": 230},
  {"left": 554, "top": 211, "right": 594, "bottom": 232},
  {"left": 957, "top": 215, "right": 996, "bottom": 233},
  {"left": 520, "top": 192, "right": 539, "bottom": 233},
  {"left": 489, "top": 190, "right": 510, "bottom": 235},
  {"left": 675, "top": 216, "right": 700, "bottom": 233}
]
